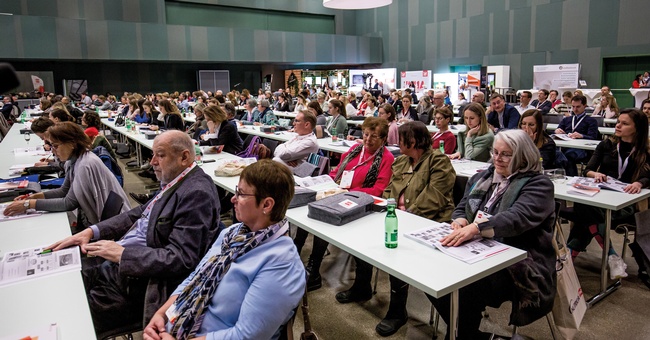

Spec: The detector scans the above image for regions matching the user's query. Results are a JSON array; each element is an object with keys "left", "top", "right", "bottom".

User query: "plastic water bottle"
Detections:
[
  {"left": 331, "top": 127, "right": 337, "bottom": 141},
  {"left": 385, "top": 198, "right": 398, "bottom": 248},
  {"left": 125, "top": 118, "right": 131, "bottom": 131},
  {"left": 20, "top": 110, "right": 26, "bottom": 124},
  {"left": 439, "top": 140, "right": 445, "bottom": 154}
]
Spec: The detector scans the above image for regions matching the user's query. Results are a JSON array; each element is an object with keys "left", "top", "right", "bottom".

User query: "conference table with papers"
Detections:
[{"left": 0, "top": 124, "right": 96, "bottom": 339}]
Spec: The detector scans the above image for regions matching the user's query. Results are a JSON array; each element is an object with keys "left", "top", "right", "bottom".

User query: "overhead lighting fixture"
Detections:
[{"left": 323, "top": 0, "right": 392, "bottom": 10}]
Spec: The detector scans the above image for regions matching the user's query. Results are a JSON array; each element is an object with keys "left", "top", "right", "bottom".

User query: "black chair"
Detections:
[
  {"left": 543, "top": 114, "right": 564, "bottom": 125},
  {"left": 97, "top": 321, "right": 141, "bottom": 340},
  {"left": 262, "top": 138, "right": 279, "bottom": 156},
  {"left": 592, "top": 116, "right": 605, "bottom": 127},
  {"left": 241, "top": 134, "right": 255, "bottom": 150},
  {"left": 419, "top": 113, "right": 430, "bottom": 124},
  {"left": 100, "top": 191, "right": 124, "bottom": 221}
]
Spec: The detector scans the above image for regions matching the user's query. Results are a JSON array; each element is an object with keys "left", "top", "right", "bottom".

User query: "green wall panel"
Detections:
[
  {"left": 469, "top": 14, "right": 489, "bottom": 56},
  {"left": 140, "top": 0, "right": 160, "bottom": 23},
  {"left": 419, "top": 0, "right": 435, "bottom": 26},
  {"left": 484, "top": 0, "right": 506, "bottom": 13},
  {"left": 411, "top": 25, "right": 426, "bottom": 63},
  {"left": 0, "top": 16, "right": 18, "bottom": 58},
  {"left": 267, "top": 31, "right": 283, "bottom": 62},
  {"left": 588, "top": 0, "right": 619, "bottom": 48},
  {"left": 437, "top": 0, "right": 450, "bottom": 22},
  {"left": 103, "top": 0, "right": 123, "bottom": 22},
  {"left": 107, "top": 21, "right": 137, "bottom": 60},
  {"left": 233, "top": 29, "right": 254, "bottom": 61},
  {"left": 534, "top": 2, "right": 561, "bottom": 53},
  {"left": 376, "top": 6, "right": 389, "bottom": 33},
  {"left": 398, "top": 27, "right": 409, "bottom": 62},
  {"left": 284, "top": 31, "right": 304, "bottom": 63},
  {"left": 26, "top": 0, "right": 58, "bottom": 17},
  {"left": 206, "top": 27, "right": 231, "bottom": 61},
  {"left": 22, "top": 16, "right": 59, "bottom": 59},
  {"left": 140, "top": 23, "right": 168, "bottom": 60},
  {"left": 492, "top": 10, "right": 509, "bottom": 55},
  {"left": 315, "top": 35, "right": 333, "bottom": 63},
  {"left": 511, "top": 7, "right": 531, "bottom": 54}
]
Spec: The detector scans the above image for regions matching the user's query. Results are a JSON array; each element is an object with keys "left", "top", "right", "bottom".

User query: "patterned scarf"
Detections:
[
  {"left": 169, "top": 218, "right": 288, "bottom": 339},
  {"left": 333, "top": 144, "right": 384, "bottom": 188}
]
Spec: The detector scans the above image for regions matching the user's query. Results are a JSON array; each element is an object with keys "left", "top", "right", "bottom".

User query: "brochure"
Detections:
[
  {"left": 0, "top": 246, "right": 81, "bottom": 287},
  {"left": 404, "top": 222, "right": 510, "bottom": 264},
  {"left": 566, "top": 176, "right": 627, "bottom": 193},
  {"left": 0, "top": 203, "right": 43, "bottom": 222},
  {"left": 294, "top": 175, "right": 339, "bottom": 192},
  {"left": 551, "top": 134, "right": 573, "bottom": 141}
]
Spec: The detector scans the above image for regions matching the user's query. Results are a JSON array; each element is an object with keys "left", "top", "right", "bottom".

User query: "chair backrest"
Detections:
[
  {"left": 241, "top": 134, "right": 255, "bottom": 150},
  {"left": 101, "top": 190, "right": 124, "bottom": 221},
  {"left": 92, "top": 146, "right": 124, "bottom": 186},
  {"left": 543, "top": 115, "right": 564, "bottom": 125},
  {"left": 592, "top": 116, "right": 605, "bottom": 127},
  {"left": 262, "top": 138, "right": 279, "bottom": 155},
  {"left": 419, "top": 113, "right": 430, "bottom": 124},
  {"left": 306, "top": 153, "right": 330, "bottom": 176}
]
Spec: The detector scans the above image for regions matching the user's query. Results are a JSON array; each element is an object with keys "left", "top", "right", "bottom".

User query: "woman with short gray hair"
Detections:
[{"left": 429, "top": 129, "right": 556, "bottom": 339}]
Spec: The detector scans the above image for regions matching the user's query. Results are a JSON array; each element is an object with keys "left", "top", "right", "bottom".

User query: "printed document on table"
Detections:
[
  {"left": 404, "top": 222, "right": 510, "bottom": 264},
  {"left": 13, "top": 146, "right": 50, "bottom": 156},
  {"left": 294, "top": 175, "right": 339, "bottom": 192},
  {"left": 551, "top": 134, "right": 573, "bottom": 141},
  {"left": 0, "top": 323, "right": 58, "bottom": 340},
  {"left": 566, "top": 176, "right": 627, "bottom": 193},
  {"left": 0, "top": 246, "right": 81, "bottom": 287}
]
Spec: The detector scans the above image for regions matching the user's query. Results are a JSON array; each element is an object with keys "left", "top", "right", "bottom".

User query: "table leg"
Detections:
[
  {"left": 449, "top": 290, "right": 459, "bottom": 340},
  {"left": 587, "top": 209, "right": 622, "bottom": 307},
  {"left": 136, "top": 143, "right": 143, "bottom": 167}
]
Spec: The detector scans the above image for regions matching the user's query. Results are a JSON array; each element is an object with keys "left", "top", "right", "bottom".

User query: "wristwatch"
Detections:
[{"left": 23, "top": 200, "right": 30, "bottom": 209}]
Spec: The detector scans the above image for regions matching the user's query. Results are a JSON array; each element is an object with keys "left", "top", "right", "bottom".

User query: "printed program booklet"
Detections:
[
  {"left": 404, "top": 222, "right": 510, "bottom": 264},
  {"left": 0, "top": 246, "right": 81, "bottom": 287}
]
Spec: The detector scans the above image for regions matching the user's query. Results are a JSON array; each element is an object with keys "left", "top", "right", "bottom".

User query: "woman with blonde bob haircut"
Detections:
[
  {"left": 432, "top": 129, "right": 555, "bottom": 339},
  {"left": 199, "top": 105, "right": 243, "bottom": 154},
  {"left": 450, "top": 102, "right": 494, "bottom": 162}
]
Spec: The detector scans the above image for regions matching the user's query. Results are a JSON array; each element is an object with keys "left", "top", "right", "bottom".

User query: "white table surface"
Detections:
[
  {"left": 546, "top": 123, "right": 615, "bottom": 135},
  {"left": 0, "top": 125, "right": 96, "bottom": 340},
  {"left": 553, "top": 138, "right": 600, "bottom": 151},
  {"left": 629, "top": 88, "right": 650, "bottom": 108}
]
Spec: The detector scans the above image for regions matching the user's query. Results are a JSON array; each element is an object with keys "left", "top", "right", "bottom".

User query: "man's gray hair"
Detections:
[
  {"left": 247, "top": 98, "right": 257, "bottom": 107},
  {"left": 258, "top": 99, "right": 270, "bottom": 108},
  {"left": 494, "top": 129, "right": 541, "bottom": 174}
]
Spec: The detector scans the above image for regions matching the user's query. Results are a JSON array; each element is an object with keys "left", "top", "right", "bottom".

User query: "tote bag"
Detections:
[{"left": 551, "top": 225, "right": 587, "bottom": 339}]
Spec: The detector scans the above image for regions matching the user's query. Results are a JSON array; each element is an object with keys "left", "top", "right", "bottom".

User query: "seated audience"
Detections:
[
  {"left": 49, "top": 107, "right": 74, "bottom": 122},
  {"left": 364, "top": 97, "right": 379, "bottom": 117},
  {"left": 142, "top": 160, "right": 304, "bottom": 340},
  {"left": 151, "top": 99, "right": 184, "bottom": 131},
  {"left": 432, "top": 129, "right": 556, "bottom": 339},
  {"left": 4, "top": 122, "right": 131, "bottom": 228},
  {"left": 199, "top": 105, "right": 243, "bottom": 154},
  {"left": 642, "top": 98, "right": 650, "bottom": 119},
  {"left": 47, "top": 130, "right": 220, "bottom": 336},
  {"left": 568, "top": 109, "right": 650, "bottom": 279},
  {"left": 554, "top": 94, "right": 599, "bottom": 176},
  {"left": 487, "top": 93, "right": 520, "bottom": 132},
  {"left": 633, "top": 74, "right": 645, "bottom": 88},
  {"left": 308, "top": 100, "right": 327, "bottom": 126},
  {"left": 531, "top": 89, "right": 552, "bottom": 114},
  {"left": 326, "top": 99, "right": 348, "bottom": 136},
  {"left": 241, "top": 98, "right": 260, "bottom": 125},
  {"left": 132, "top": 98, "right": 151, "bottom": 124},
  {"left": 549, "top": 89, "right": 562, "bottom": 108},
  {"left": 377, "top": 104, "right": 399, "bottom": 145},
  {"left": 592, "top": 93, "right": 619, "bottom": 119},
  {"left": 549, "top": 91, "right": 573, "bottom": 116},
  {"left": 255, "top": 99, "right": 278, "bottom": 126},
  {"left": 298, "top": 117, "right": 395, "bottom": 292},
  {"left": 519, "top": 109, "right": 556, "bottom": 169},
  {"left": 82, "top": 110, "right": 118, "bottom": 161},
  {"left": 335, "top": 121, "right": 454, "bottom": 337},
  {"left": 514, "top": 91, "right": 534, "bottom": 114},
  {"left": 431, "top": 107, "right": 457, "bottom": 155},
  {"left": 273, "top": 110, "right": 319, "bottom": 169},
  {"left": 454, "top": 93, "right": 468, "bottom": 106},
  {"left": 294, "top": 94, "right": 307, "bottom": 113},
  {"left": 396, "top": 95, "right": 418, "bottom": 122},
  {"left": 187, "top": 103, "right": 207, "bottom": 140},
  {"left": 450, "top": 103, "right": 495, "bottom": 162}
]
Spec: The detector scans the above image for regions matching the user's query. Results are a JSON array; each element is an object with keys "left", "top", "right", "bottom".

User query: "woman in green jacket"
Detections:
[{"left": 450, "top": 102, "right": 494, "bottom": 162}]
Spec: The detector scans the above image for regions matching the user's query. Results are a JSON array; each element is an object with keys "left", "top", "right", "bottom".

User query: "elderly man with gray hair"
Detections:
[{"left": 48, "top": 130, "right": 221, "bottom": 337}]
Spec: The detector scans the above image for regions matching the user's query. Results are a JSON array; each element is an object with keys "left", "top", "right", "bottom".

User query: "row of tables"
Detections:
[{"left": 0, "top": 124, "right": 97, "bottom": 339}]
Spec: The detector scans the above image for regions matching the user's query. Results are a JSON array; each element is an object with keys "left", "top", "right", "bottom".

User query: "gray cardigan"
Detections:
[
  {"left": 36, "top": 151, "right": 130, "bottom": 225},
  {"left": 457, "top": 130, "right": 494, "bottom": 162}
]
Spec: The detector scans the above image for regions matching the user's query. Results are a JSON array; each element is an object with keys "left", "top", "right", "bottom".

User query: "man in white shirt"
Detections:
[
  {"left": 273, "top": 110, "right": 319, "bottom": 169},
  {"left": 515, "top": 91, "right": 535, "bottom": 114}
]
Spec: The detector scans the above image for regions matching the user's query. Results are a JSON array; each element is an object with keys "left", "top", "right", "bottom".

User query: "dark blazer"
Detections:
[
  {"left": 163, "top": 113, "right": 184, "bottom": 131},
  {"left": 94, "top": 166, "right": 220, "bottom": 325},
  {"left": 487, "top": 104, "right": 520, "bottom": 131},
  {"left": 531, "top": 99, "right": 552, "bottom": 115},
  {"left": 200, "top": 120, "right": 244, "bottom": 154},
  {"left": 539, "top": 136, "right": 556, "bottom": 170},
  {"left": 399, "top": 107, "right": 419, "bottom": 121},
  {"left": 556, "top": 113, "right": 599, "bottom": 140}
]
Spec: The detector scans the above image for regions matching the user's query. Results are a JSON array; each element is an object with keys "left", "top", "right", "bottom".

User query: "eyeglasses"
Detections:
[
  {"left": 51, "top": 143, "right": 61, "bottom": 149},
  {"left": 363, "top": 132, "right": 382, "bottom": 140},
  {"left": 434, "top": 116, "right": 448, "bottom": 121},
  {"left": 491, "top": 150, "right": 513, "bottom": 160},
  {"left": 234, "top": 185, "right": 256, "bottom": 199}
]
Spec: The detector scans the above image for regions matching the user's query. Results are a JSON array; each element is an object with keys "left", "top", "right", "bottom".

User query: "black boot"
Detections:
[
  {"left": 305, "top": 257, "right": 322, "bottom": 292},
  {"left": 376, "top": 276, "right": 409, "bottom": 337}
]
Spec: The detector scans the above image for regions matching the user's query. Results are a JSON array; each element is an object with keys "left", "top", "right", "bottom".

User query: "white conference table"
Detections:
[
  {"left": 546, "top": 123, "right": 615, "bottom": 135},
  {"left": 553, "top": 138, "right": 600, "bottom": 151},
  {"left": 201, "top": 155, "right": 526, "bottom": 340},
  {"left": 553, "top": 180, "right": 650, "bottom": 306},
  {"left": 101, "top": 119, "right": 155, "bottom": 166},
  {"left": 629, "top": 88, "right": 650, "bottom": 108},
  {"left": 0, "top": 124, "right": 96, "bottom": 340}
]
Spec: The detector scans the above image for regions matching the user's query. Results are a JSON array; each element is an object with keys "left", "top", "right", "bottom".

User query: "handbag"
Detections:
[
  {"left": 299, "top": 286, "right": 318, "bottom": 340},
  {"left": 236, "top": 136, "right": 270, "bottom": 160},
  {"left": 551, "top": 225, "right": 587, "bottom": 339}
]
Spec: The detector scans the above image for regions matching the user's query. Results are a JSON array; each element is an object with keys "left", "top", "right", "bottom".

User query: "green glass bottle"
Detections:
[
  {"left": 385, "top": 198, "right": 398, "bottom": 248},
  {"left": 439, "top": 140, "right": 445, "bottom": 154}
]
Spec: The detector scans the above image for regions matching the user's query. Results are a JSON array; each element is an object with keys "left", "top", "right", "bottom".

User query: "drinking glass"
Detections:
[
  {"left": 552, "top": 169, "right": 566, "bottom": 183},
  {"left": 24, "top": 132, "right": 31, "bottom": 145}
]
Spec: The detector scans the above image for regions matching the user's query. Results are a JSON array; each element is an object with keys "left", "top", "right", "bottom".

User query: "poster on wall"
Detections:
[
  {"left": 533, "top": 63, "right": 580, "bottom": 90},
  {"left": 400, "top": 70, "right": 432, "bottom": 91},
  {"left": 348, "top": 68, "right": 397, "bottom": 94},
  {"left": 467, "top": 71, "right": 481, "bottom": 88}
]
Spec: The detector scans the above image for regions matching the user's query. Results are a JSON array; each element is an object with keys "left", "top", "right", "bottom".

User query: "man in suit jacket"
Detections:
[
  {"left": 50, "top": 130, "right": 221, "bottom": 336},
  {"left": 487, "top": 93, "right": 521, "bottom": 133}
]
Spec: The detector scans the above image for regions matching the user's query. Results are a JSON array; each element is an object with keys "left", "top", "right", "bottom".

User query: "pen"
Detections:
[
  {"left": 202, "top": 159, "right": 216, "bottom": 163},
  {"left": 38, "top": 249, "right": 52, "bottom": 255}
]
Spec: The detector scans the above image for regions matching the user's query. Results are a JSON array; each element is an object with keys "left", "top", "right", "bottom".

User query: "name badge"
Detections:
[
  {"left": 165, "top": 302, "right": 180, "bottom": 325},
  {"left": 339, "top": 170, "right": 354, "bottom": 189},
  {"left": 474, "top": 210, "right": 492, "bottom": 224}
]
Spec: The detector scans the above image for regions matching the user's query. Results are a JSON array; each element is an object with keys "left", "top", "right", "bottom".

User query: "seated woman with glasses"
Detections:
[
  {"left": 3, "top": 122, "right": 131, "bottom": 227},
  {"left": 518, "top": 109, "right": 556, "bottom": 169},
  {"left": 336, "top": 121, "right": 455, "bottom": 337},
  {"left": 295, "top": 117, "right": 395, "bottom": 292},
  {"left": 142, "top": 160, "right": 305, "bottom": 340},
  {"left": 432, "top": 129, "right": 556, "bottom": 339},
  {"left": 431, "top": 107, "right": 457, "bottom": 155},
  {"left": 449, "top": 103, "right": 494, "bottom": 162}
]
